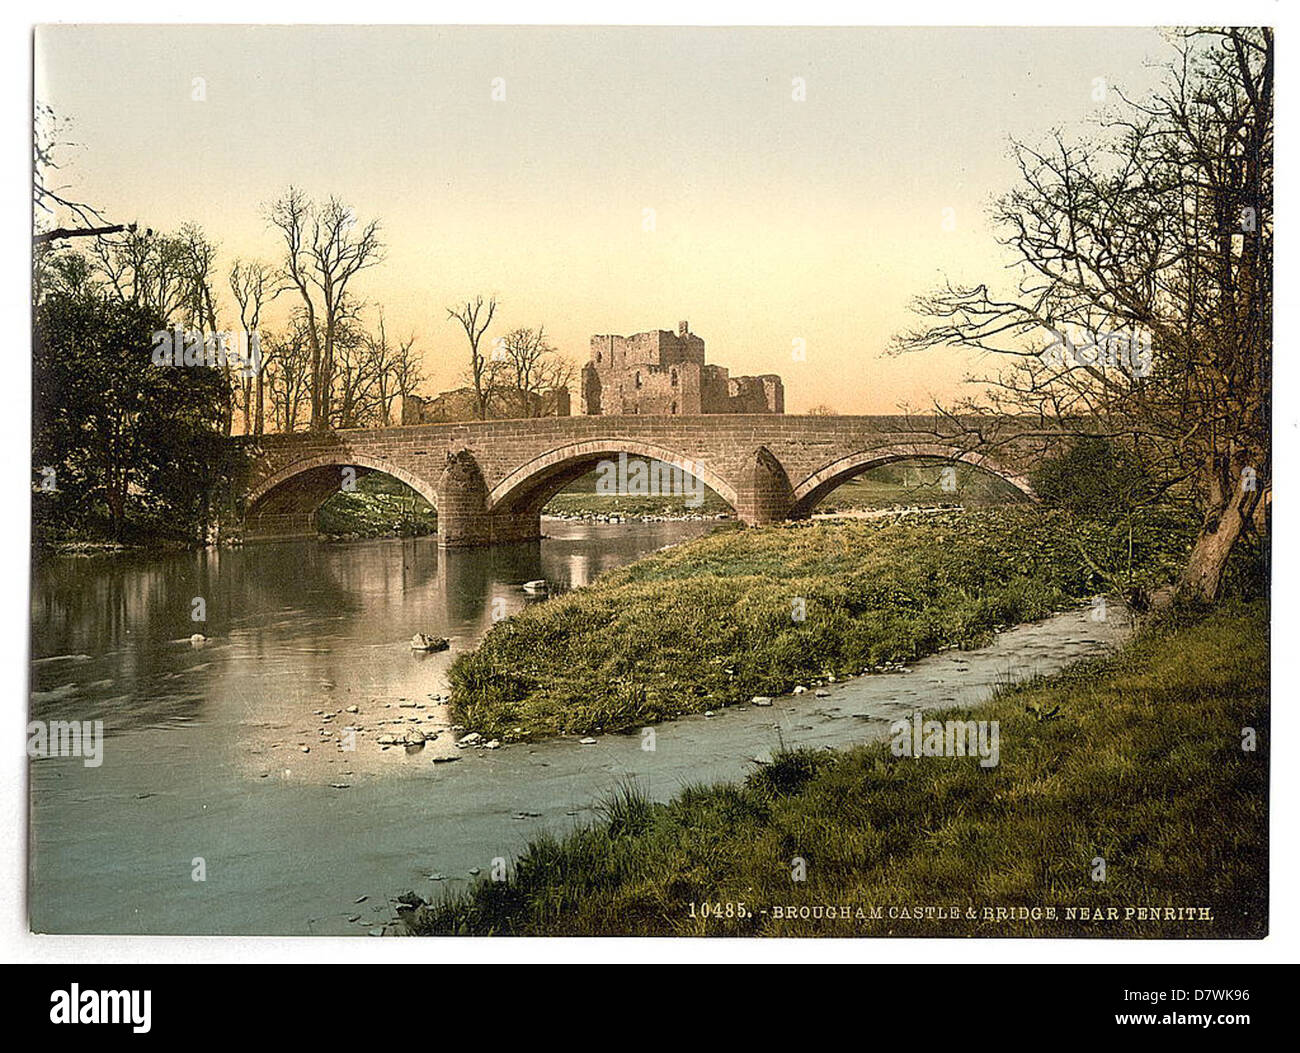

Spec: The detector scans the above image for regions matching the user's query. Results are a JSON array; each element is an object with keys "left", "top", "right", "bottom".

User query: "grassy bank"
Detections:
[
  {"left": 316, "top": 475, "right": 437, "bottom": 538},
  {"left": 449, "top": 507, "right": 1196, "bottom": 740},
  {"left": 542, "top": 491, "right": 732, "bottom": 518},
  {"left": 411, "top": 600, "right": 1269, "bottom": 937}
]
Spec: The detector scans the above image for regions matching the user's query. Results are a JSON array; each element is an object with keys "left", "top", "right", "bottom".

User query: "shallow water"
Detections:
[{"left": 29, "top": 523, "right": 1126, "bottom": 935}]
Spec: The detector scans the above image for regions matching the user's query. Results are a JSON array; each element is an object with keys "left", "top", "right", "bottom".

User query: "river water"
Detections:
[{"left": 29, "top": 520, "right": 1126, "bottom": 935}]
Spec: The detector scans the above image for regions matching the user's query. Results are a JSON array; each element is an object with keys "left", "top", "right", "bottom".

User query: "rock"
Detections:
[
  {"left": 484, "top": 739, "right": 500, "bottom": 750},
  {"left": 345, "top": 705, "right": 359, "bottom": 713},
  {"left": 403, "top": 730, "right": 427, "bottom": 745},
  {"left": 410, "top": 633, "right": 450, "bottom": 652},
  {"left": 815, "top": 689, "right": 830, "bottom": 698},
  {"left": 347, "top": 914, "right": 361, "bottom": 923},
  {"left": 329, "top": 783, "right": 350, "bottom": 789},
  {"left": 468, "top": 867, "right": 481, "bottom": 876},
  {"left": 377, "top": 734, "right": 397, "bottom": 745},
  {"left": 751, "top": 696, "right": 774, "bottom": 707},
  {"left": 522, "top": 579, "right": 548, "bottom": 594},
  {"left": 368, "top": 928, "right": 384, "bottom": 937},
  {"left": 430, "top": 755, "right": 460, "bottom": 764},
  {"left": 458, "top": 732, "right": 481, "bottom": 746},
  {"left": 299, "top": 745, "right": 310, "bottom": 753},
  {"left": 578, "top": 737, "right": 597, "bottom": 745},
  {"left": 189, "top": 633, "right": 206, "bottom": 646},
  {"left": 396, "top": 890, "right": 425, "bottom": 908},
  {"left": 793, "top": 686, "right": 807, "bottom": 695},
  {"left": 354, "top": 895, "right": 368, "bottom": 904}
]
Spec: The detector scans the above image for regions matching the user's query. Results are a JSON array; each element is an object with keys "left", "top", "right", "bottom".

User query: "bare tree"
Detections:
[
  {"left": 229, "top": 259, "right": 278, "bottom": 435},
  {"left": 496, "top": 326, "right": 573, "bottom": 417},
  {"left": 391, "top": 331, "right": 425, "bottom": 419},
  {"left": 893, "top": 27, "right": 1271, "bottom": 603},
  {"left": 447, "top": 296, "right": 498, "bottom": 420},
  {"left": 264, "top": 318, "right": 313, "bottom": 434},
  {"left": 32, "top": 102, "right": 126, "bottom": 247},
  {"left": 806, "top": 404, "right": 838, "bottom": 416},
  {"left": 360, "top": 314, "right": 424, "bottom": 426},
  {"left": 268, "top": 187, "right": 384, "bottom": 431},
  {"left": 87, "top": 227, "right": 193, "bottom": 320}
]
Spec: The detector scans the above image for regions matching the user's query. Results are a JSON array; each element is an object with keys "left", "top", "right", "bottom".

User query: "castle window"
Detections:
[
  {"left": 671, "top": 401, "right": 678, "bottom": 414},
  {"left": 671, "top": 370, "right": 678, "bottom": 386},
  {"left": 596, "top": 351, "right": 602, "bottom": 363},
  {"left": 635, "top": 372, "right": 642, "bottom": 389}
]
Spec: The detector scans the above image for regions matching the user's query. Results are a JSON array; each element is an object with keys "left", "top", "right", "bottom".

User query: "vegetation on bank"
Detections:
[
  {"left": 411, "top": 600, "right": 1269, "bottom": 937},
  {"left": 316, "top": 473, "right": 437, "bottom": 538},
  {"left": 448, "top": 506, "right": 1206, "bottom": 741},
  {"left": 541, "top": 462, "right": 1019, "bottom": 519},
  {"left": 33, "top": 291, "right": 240, "bottom": 547}
]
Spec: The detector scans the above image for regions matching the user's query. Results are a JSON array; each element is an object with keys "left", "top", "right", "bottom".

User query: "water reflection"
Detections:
[{"left": 30, "top": 520, "right": 717, "bottom": 738}]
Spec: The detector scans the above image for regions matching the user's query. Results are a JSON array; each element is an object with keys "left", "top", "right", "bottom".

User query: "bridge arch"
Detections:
[
  {"left": 243, "top": 452, "right": 440, "bottom": 540},
  {"left": 789, "top": 444, "right": 1035, "bottom": 517},
  {"left": 486, "top": 439, "right": 739, "bottom": 515}
]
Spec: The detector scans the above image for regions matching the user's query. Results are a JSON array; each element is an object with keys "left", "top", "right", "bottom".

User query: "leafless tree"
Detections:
[
  {"left": 892, "top": 27, "right": 1271, "bottom": 603},
  {"left": 267, "top": 187, "right": 384, "bottom": 431},
  {"left": 360, "top": 315, "right": 425, "bottom": 426},
  {"left": 32, "top": 102, "right": 126, "bottom": 246},
  {"left": 264, "top": 317, "right": 314, "bottom": 434},
  {"left": 447, "top": 296, "right": 499, "bottom": 420},
  {"left": 496, "top": 326, "right": 573, "bottom": 417},
  {"left": 229, "top": 259, "right": 278, "bottom": 435}
]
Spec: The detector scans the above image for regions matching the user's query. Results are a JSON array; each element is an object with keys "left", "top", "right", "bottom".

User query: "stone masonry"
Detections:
[
  {"left": 235, "top": 415, "right": 1038, "bottom": 548},
  {"left": 580, "top": 320, "right": 783, "bottom": 416}
]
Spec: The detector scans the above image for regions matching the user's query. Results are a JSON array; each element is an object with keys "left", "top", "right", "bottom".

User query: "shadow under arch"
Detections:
[
  {"left": 789, "top": 445, "right": 1035, "bottom": 518},
  {"left": 486, "top": 439, "right": 738, "bottom": 516},
  {"left": 243, "top": 452, "right": 440, "bottom": 540}
]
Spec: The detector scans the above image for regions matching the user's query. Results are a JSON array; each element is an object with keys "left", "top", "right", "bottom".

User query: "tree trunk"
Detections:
[{"left": 1175, "top": 490, "right": 1262, "bottom": 603}]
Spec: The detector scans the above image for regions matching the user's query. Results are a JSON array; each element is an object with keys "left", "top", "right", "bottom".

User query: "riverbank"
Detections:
[
  {"left": 448, "top": 506, "right": 1197, "bottom": 741},
  {"left": 407, "top": 598, "right": 1269, "bottom": 937}
]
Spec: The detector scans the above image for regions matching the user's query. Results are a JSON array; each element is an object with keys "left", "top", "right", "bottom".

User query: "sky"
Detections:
[{"left": 35, "top": 25, "right": 1172, "bottom": 414}]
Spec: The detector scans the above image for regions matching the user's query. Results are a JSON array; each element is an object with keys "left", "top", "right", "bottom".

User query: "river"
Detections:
[{"left": 28, "top": 520, "right": 1126, "bottom": 935}]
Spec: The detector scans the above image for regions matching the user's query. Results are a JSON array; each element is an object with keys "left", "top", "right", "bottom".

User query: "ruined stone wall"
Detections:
[{"left": 583, "top": 322, "right": 779, "bottom": 416}]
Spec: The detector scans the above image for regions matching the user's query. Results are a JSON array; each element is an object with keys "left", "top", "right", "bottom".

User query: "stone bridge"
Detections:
[{"left": 234, "top": 415, "right": 1039, "bottom": 547}]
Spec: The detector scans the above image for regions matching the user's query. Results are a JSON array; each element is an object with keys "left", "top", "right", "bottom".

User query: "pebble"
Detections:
[
  {"left": 751, "top": 696, "right": 773, "bottom": 707},
  {"left": 578, "top": 737, "right": 597, "bottom": 745}
]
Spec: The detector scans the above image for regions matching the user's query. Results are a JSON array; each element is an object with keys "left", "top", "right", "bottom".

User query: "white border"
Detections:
[{"left": 3, "top": 0, "right": 1293, "bottom": 966}]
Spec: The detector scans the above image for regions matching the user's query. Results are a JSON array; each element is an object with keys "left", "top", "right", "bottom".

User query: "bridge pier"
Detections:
[
  {"left": 436, "top": 449, "right": 542, "bottom": 548},
  {"left": 733, "top": 445, "right": 798, "bottom": 526}
]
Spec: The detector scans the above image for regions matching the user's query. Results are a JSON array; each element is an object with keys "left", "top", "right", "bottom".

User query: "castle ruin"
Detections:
[{"left": 580, "top": 321, "right": 783, "bottom": 416}]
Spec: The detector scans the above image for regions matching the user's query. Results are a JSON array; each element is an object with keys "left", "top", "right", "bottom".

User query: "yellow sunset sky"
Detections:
[{"left": 35, "top": 24, "right": 1171, "bottom": 414}]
